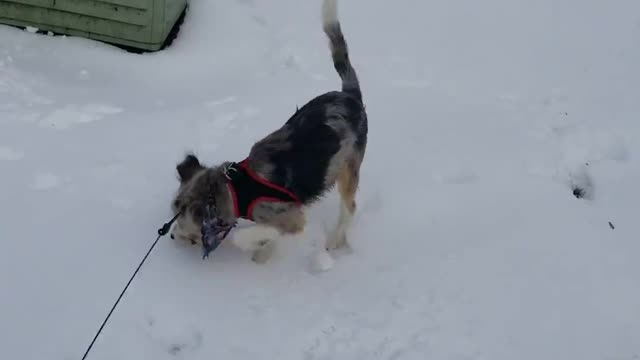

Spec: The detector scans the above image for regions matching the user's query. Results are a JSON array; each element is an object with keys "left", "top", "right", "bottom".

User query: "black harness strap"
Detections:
[{"left": 225, "top": 160, "right": 301, "bottom": 220}]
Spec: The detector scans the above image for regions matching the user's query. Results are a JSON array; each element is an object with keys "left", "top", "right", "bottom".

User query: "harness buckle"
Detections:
[{"left": 223, "top": 162, "right": 239, "bottom": 181}]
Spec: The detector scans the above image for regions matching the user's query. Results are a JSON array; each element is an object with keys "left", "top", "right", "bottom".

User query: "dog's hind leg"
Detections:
[
  {"left": 327, "top": 158, "right": 361, "bottom": 250},
  {"left": 253, "top": 207, "right": 306, "bottom": 263}
]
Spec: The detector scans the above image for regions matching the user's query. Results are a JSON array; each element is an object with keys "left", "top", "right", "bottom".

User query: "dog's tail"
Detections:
[{"left": 322, "top": 0, "right": 362, "bottom": 102}]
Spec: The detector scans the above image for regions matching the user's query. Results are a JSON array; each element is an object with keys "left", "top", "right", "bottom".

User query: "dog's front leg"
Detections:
[
  {"left": 230, "top": 225, "right": 280, "bottom": 263},
  {"left": 250, "top": 239, "right": 276, "bottom": 264}
]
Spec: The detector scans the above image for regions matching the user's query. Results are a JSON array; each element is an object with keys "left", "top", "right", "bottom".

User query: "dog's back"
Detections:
[{"left": 246, "top": 0, "right": 367, "bottom": 205}]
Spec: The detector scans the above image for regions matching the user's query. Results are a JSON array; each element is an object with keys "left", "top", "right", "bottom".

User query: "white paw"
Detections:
[
  {"left": 251, "top": 240, "right": 275, "bottom": 264},
  {"left": 312, "top": 250, "right": 334, "bottom": 272},
  {"left": 231, "top": 225, "right": 279, "bottom": 252},
  {"left": 326, "top": 230, "right": 347, "bottom": 250}
]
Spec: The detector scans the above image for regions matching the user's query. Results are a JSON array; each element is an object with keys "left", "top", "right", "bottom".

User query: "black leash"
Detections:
[{"left": 81, "top": 212, "right": 181, "bottom": 360}]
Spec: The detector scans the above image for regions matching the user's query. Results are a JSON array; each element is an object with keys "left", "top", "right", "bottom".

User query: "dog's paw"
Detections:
[
  {"left": 231, "top": 225, "right": 279, "bottom": 252},
  {"left": 326, "top": 231, "right": 347, "bottom": 251},
  {"left": 251, "top": 240, "right": 275, "bottom": 264},
  {"left": 312, "top": 250, "right": 334, "bottom": 272}
]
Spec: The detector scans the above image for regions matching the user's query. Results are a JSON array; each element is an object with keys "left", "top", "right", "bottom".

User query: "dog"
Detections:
[{"left": 170, "top": 0, "right": 367, "bottom": 263}]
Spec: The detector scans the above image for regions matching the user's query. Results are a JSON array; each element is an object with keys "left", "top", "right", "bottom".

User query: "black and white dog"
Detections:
[{"left": 170, "top": 0, "right": 367, "bottom": 263}]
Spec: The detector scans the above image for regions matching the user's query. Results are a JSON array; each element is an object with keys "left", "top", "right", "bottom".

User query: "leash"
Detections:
[{"left": 80, "top": 212, "right": 181, "bottom": 360}]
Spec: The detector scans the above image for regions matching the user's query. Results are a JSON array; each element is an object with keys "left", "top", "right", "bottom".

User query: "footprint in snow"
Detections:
[
  {"left": 567, "top": 163, "right": 594, "bottom": 200},
  {"left": 533, "top": 92, "right": 630, "bottom": 202},
  {"left": 537, "top": 90, "right": 630, "bottom": 164},
  {"left": 166, "top": 330, "right": 203, "bottom": 357},
  {"left": 143, "top": 315, "right": 203, "bottom": 357}
]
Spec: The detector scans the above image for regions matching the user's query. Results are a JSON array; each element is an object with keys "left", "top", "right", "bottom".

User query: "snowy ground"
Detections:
[{"left": 1, "top": 0, "right": 640, "bottom": 359}]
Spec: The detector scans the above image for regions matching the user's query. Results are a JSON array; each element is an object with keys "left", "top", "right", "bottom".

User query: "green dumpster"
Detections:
[{"left": 0, "top": 0, "right": 187, "bottom": 51}]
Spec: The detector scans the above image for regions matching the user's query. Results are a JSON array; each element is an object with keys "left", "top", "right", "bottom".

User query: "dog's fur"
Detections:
[{"left": 170, "top": 0, "right": 367, "bottom": 263}]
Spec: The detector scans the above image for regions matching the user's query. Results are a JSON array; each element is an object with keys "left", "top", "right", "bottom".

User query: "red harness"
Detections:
[{"left": 225, "top": 160, "right": 302, "bottom": 220}]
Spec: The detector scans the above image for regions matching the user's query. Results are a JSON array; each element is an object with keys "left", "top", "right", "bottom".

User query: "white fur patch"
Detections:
[
  {"left": 322, "top": 0, "right": 339, "bottom": 28},
  {"left": 312, "top": 250, "right": 334, "bottom": 272},
  {"left": 231, "top": 225, "right": 280, "bottom": 251},
  {"left": 327, "top": 199, "right": 353, "bottom": 250}
]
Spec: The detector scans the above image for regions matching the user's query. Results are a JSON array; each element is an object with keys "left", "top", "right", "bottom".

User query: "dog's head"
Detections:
[{"left": 170, "top": 154, "right": 236, "bottom": 246}]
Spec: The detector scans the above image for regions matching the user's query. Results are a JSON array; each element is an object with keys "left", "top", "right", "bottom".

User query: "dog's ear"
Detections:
[{"left": 176, "top": 154, "right": 204, "bottom": 183}]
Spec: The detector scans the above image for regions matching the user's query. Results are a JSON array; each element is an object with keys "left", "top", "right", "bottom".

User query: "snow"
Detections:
[
  {"left": 1, "top": 0, "right": 639, "bottom": 359},
  {"left": 0, "top": 146, "right": 23, "bottom": 161},
  {"left": 31, "top": 172, "right": 65, "bottom": 190}
]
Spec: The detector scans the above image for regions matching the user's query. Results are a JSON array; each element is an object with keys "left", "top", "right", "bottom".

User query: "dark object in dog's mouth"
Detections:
[{"left": 201, "top": 218, "right": 236, "bottom": 259}]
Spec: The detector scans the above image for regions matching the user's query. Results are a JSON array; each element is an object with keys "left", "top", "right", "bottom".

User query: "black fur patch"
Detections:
[{"left": 249, "top": 91, "right": 366, "bottom": 203}]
